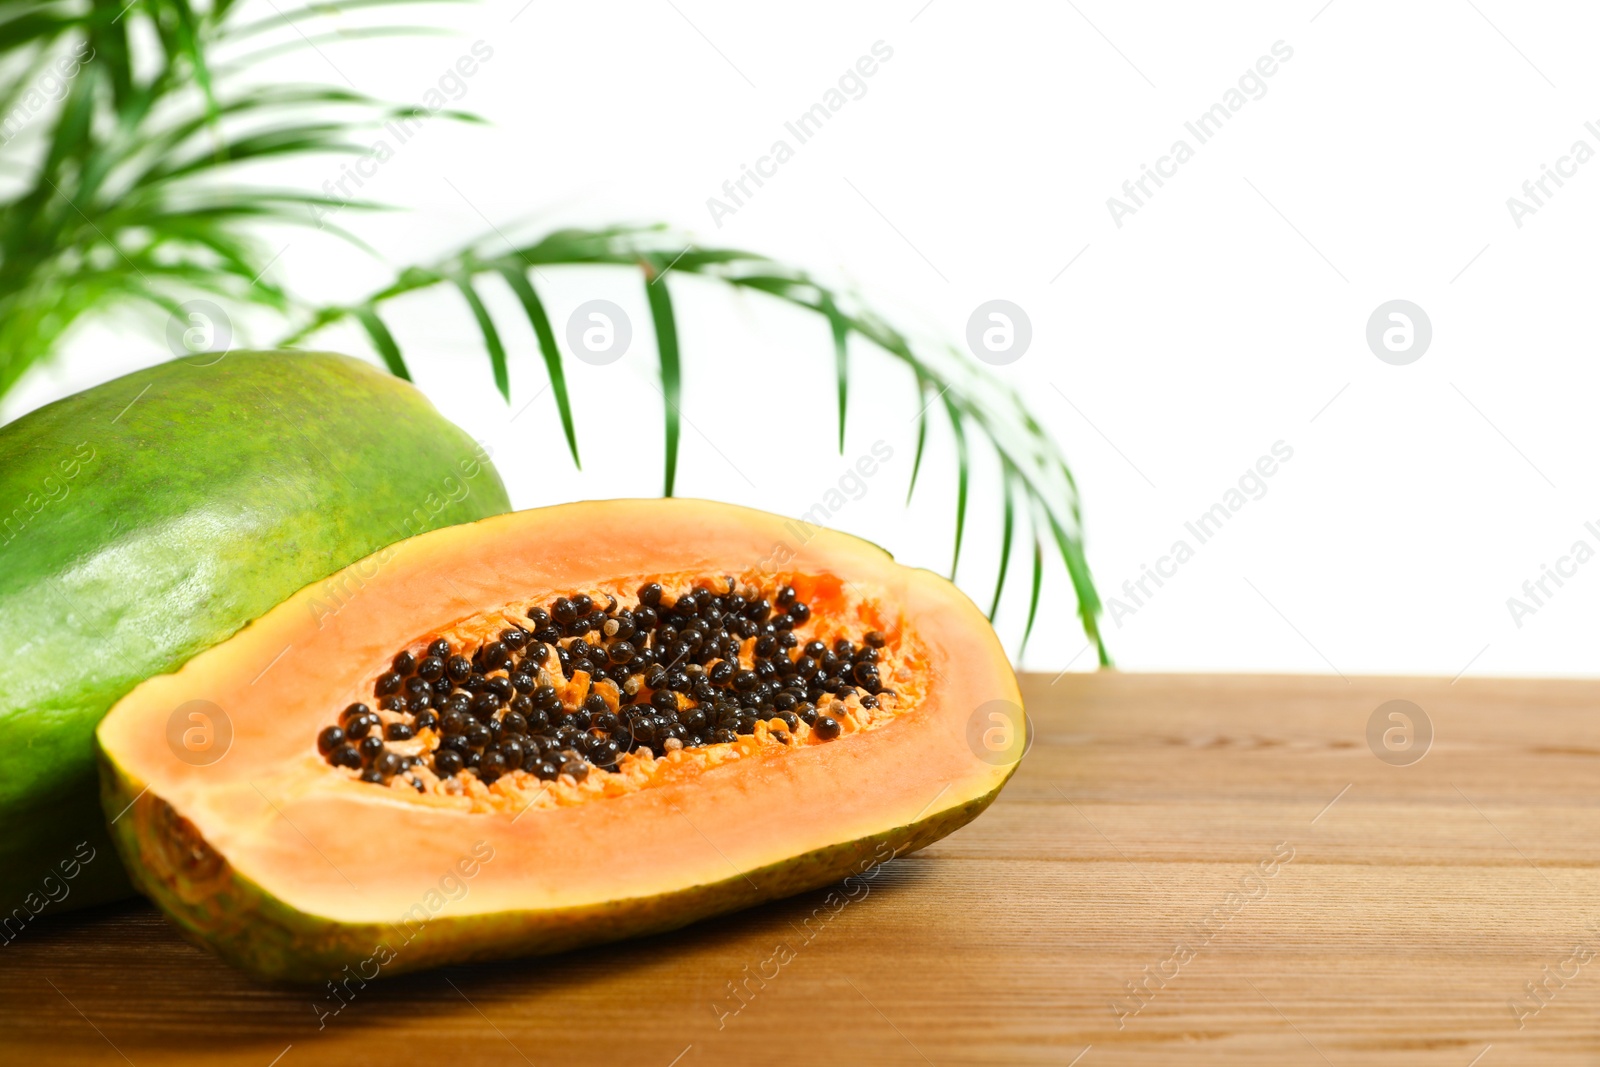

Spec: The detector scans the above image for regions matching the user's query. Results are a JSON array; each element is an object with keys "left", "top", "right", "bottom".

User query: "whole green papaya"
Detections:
[{"left": 0, "top": 351, "right": 509, "bottom": 921}]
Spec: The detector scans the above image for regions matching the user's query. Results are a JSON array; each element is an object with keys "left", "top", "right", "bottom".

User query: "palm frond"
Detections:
[
  {"left": 988, "top": 465, "right": 1017, "bottom": 622},
  {"left": 496, "top": 265, "right": 579, "bottom": 467},
  {"left": 1020, "top": 535, "right": 1045, "bottom": 657},
  {"left": 643, "top": 270, "right": 684, "bottom": 499},
  {"left": 280, "top": 224, "right": 1110, "bottom": 663},
  {"left": 0, "top": 3, "right": 1109, "bottom": 666},
  {"left": 0, "top": 0, "right": 471, "bottom": 394}
]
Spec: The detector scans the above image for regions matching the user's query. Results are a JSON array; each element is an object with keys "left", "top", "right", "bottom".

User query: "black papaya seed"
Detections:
[
  {"left": 317, "top": 725, "right": 344, "bottom": 754},
  {"left": 479, "top": 750, "right": 509, "bottom": 781}
]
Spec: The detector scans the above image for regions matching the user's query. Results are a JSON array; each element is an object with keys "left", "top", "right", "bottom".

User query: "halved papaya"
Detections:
[{"left": 96, "top": 499, "right": 1026, "bottom": 982}]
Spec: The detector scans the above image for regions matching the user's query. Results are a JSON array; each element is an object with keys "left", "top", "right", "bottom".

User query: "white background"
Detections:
[{"left": 8, "top": 0, "right": 1599, "bottom": 678}]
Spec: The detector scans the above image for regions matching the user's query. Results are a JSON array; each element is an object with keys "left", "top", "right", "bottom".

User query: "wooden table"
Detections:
[{"left": 8, "top": 672, "right": 1600, "bottom": 1066}]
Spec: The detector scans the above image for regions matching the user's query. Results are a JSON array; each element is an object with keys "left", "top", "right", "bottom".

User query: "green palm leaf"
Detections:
[
  {"left": 941, "top": 389, "right": 969, "bottom": 580},
  {"left": 455, "top": 272, "right": 510, "bottom": 400},
  {"left": 645, "top": 272, "right": 683, "bottom": 498},
  {"left": 0, "top": 0, "right": 468, "bottom": 394},
  {"left": 280, "top": 224, "right": 1110, "bottom": 662},
  {"left": 989, "top": 466, "right": 1016, "bottom": 622},
  {"left": 497, "top": 266, "right": 579, "bottom": 467},
  {"left": 354, "top": 306, "right": 409, "bottom": 380},
  {"left": 0, "top": 1, "right": 1110, "bottom": 666}
]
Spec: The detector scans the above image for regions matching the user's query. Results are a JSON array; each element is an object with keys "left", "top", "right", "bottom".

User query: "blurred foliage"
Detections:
[{"left": 0, "top": 0, "right": 1105, "bottom": 661}]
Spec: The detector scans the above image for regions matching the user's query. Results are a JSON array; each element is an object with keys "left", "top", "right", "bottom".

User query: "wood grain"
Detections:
[{"left": 5, "top": 672, "right": 1600, "bottom": 1066}]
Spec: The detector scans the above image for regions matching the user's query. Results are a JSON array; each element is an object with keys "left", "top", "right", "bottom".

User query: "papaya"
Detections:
[
  {"left": 95, "top": 499, "right": 1026, "bottom": 981},
  {"left": 0, "top": 351, "right": 509, "bottom": 925}
]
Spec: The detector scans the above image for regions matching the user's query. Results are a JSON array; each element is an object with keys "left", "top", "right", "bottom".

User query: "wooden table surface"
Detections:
[{"left": 8, "top": 671, "right": 1600, "bottom": 1066}]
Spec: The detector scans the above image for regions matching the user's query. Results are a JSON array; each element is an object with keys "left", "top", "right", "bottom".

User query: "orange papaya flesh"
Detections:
[{"left": 96, "top": 499, "right": 1025, "bottom": 982}]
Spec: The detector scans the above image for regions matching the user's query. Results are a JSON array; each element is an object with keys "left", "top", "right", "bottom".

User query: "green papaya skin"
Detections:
[{"left": 0, "top": 351, "right": 509, "bottom": 921}]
